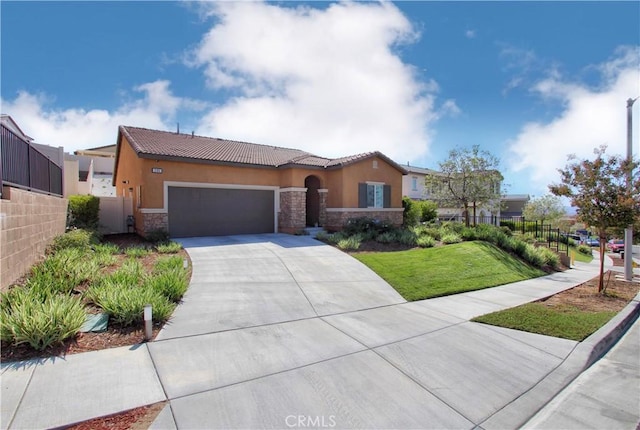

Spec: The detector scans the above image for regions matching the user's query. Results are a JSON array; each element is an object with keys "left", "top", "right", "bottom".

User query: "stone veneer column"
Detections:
[
  {"left": 278, "top": 187, "right": 307, "bottom": 233},
  {"left": 318, "top": 189, "right": 328, "bottom": 227},
  {"left": 140, "top": 212, "right": 169, "bottom": 236}
]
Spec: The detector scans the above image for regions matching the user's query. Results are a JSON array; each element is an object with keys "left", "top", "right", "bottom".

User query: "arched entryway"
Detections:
[{"left": 305, "top": 175, "right": 321, "bottom": 227}]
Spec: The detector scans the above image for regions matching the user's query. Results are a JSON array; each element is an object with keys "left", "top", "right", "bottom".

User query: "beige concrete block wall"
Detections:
[{"left": 0, "top": 186, "right": 68, "bottom": 290}]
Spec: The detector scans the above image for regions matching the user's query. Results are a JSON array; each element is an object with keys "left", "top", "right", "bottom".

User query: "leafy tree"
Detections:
[
  {"left": 402, "top": 196, "right": 421, "bottom": 227},
  {"left": 550, "top": 146, "right": 639, "bottom": 293},
  {"left": 522, "top": 195, "right": 566, "bottom": 226},
  {"left": 425, "top": 145, "right": 503, "bottom": 226}
]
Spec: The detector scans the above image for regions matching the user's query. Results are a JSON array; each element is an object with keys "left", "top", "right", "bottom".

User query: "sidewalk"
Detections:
[{"left": 1, "top": 246, "right": 638, "bottom": 430}]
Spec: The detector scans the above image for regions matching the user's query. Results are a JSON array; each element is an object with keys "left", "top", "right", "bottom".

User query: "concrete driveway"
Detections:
[{"left": 146, "top": 234, "right": 590, "bottom": 429}]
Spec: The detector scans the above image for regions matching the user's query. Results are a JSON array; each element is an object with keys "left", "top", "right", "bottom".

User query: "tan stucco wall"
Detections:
[
  {"left": 335, "top": 157, "right": 404, "bottom": 208},
  {"left": 0, "top": 187, "right": 67, "bottom": 290}
]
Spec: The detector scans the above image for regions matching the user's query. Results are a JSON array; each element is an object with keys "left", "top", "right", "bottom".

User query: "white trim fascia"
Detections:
[
  {"left": 365, "top": 181, "right": 385, "bottom": 185},
  {"left": 325, "top": 208, "right": 403, "bottom": 213},
  {"left": 139, "top": 208, "right": 168, "bottom": 214},
  {"left": 318, "top": 188, "right": 329, "bottom": 193},
  {"left": 279, "top": 187, "right": 307, "bottom": 192},
  {"left": 162, "top": 181, "right": 280, "bottom": 233}
]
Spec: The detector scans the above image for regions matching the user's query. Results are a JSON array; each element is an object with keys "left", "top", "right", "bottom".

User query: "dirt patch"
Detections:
[
  {"left": 540, "top": 270, "right": 640, "bottom": 313},
  {"left": 0, "top": 234, "right": 190, "bottom": 363}
]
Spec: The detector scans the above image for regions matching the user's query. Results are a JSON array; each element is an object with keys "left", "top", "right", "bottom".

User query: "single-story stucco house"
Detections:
[{"left": 113, "top": 126, "right": 407, "bottom": 237}]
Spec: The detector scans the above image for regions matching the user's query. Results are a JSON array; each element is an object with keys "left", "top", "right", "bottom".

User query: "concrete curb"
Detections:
[{"left": 481, "top": 291, "right": 640, "bottom": 430}]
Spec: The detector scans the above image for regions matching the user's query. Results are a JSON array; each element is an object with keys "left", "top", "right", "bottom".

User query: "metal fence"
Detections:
[{"left": 1, "top": 124, "right": 63, "bottom": 196}]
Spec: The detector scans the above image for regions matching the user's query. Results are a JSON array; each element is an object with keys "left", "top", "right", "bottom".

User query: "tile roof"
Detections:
[{"left": 117, "top": 125, "right": 407, "bottom": 173}]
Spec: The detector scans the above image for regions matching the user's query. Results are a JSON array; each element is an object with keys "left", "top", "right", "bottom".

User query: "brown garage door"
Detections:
[{"left": 168, "top": 187, "right": 275, "bottom": 237}]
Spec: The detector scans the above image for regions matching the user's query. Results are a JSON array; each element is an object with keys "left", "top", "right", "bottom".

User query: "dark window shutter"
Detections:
[
  {"left": 358, "top": 183, "right": 368, "bottom": 208},
  {"left": 383, "top": 185, "right": 391, "bottom": 208}
]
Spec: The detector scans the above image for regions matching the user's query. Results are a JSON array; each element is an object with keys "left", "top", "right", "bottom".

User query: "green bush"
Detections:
[
  {"left": 94, "top": 243, "right": 120, "bottom": 255},
  {"left": 523, "top": 244, "right": 545, "bottom": 267},
  {"left": 125, "top": 246, "right": 150, "bottom": 258},
  {"left": 337, "top": 234, "right": 363, "bottom": 251},
  {"left": 376, "top": 232, "right": 397, "bottom": 244},
  {"left": 326, "top": 232, "right": 348, "bottom": 245},
  {"left": 156, "top": 241, "right": 183, "bottom": 254},
  {"left": 509, "top": 237, "right": 528, "bottom": 257},
  {"left": 416, "top": 235, "right": 436, "bottom": 248},
  {"left": 423, "top": 227, "right": 442, "bottom": 241},
  {"left": 441, "top": 233, "right": 462, "bottom": 244},
  {"left": 577, "top": 244, "right": 593, "bottom": 256},
  {"left": 146, "top": 229, "right": 170, "bottom": 243},
  {"left": 67, "top": 195, "right": 100, "bottom": 230},
  {"left": 461, "top": 227, "right": 477, "bottom": 241},
  {"left": 102, "top": 259, "right": 145, "bottom": 287},
  {"left": 419, "top": 201, "right": 438, "bottom": 223},
  {"left": 537, "top": 247, "right": 560, "bottom": 268},
  {"left": 500, "top": 221, "right": 516, "bottom": 232},
  {"left": 0, "top": 288, "right": 85, "bottom": 350},
  {"left": 402, "top": 197, "right": 421, "bottom": 227},
  {"left": 396, "top": 229, "right": 417, "bottom": 246},
  {"left": 441, "top": 222, "right": 465, "bottom": 234},
  {"left": 51, "top": 229, "right": 99, "bottom": 251},
  {"left": 500, "top": 226, "right": 513, "bottom": 237},
  {"left": 343, "top": 217, "right": 393, "bottom": 236}
]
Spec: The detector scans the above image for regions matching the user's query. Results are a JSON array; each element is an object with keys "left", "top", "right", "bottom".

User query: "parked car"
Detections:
[
  {"left": 607, "top": 239, "right": 625, "bottom": 253},
  {"left": 585, "top": 238, "right": 600, "bottom": 247}
]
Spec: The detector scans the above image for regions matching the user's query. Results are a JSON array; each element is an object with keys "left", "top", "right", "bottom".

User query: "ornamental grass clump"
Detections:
[
  {"left": 145, "top": 269, "right": 189, "bottom": 302},
  {"left": 416, "top": 235, "right": 436, "bottom": 248},
  {"left": 337, "top": 234, "right": 363, "bottom": 251},
  {"left": 0, "top": 288, "right": 85, "bottom": 350},
  {"left": 156, "top": 241, "right": 183, "bottom": 254},
  {"left": 27, "top": 248, "right": 99, "bottom": 296},
  {"left": 125, "top": 246, "right": 151, "bottom": 259},
  {"left": 86, "top": 280, "right": 174, "bottom": 326},
  {"left": 441, "top": 232, "right": 462, "bottom": 244}
]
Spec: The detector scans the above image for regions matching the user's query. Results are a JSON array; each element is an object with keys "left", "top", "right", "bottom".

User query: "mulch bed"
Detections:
[
  {"left": 66, "top": 401, "right": 167, "bottom": 430},
  {"left": 0, "top": 233, "right": 189, "bottom": 363}
]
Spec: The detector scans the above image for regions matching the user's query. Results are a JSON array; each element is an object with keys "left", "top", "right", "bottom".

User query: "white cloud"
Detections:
[
  {"left": 1, "top": 80, "right": 206, "bottom": 152},
  {"left": 507, "top": 46, "right": 640, "bottom": 192},
  {"left": 188, "top": 1, "right": 436, "bottom": 161},
  {"left": 465, "top": 29, "right": 476, "bottom": 39}
]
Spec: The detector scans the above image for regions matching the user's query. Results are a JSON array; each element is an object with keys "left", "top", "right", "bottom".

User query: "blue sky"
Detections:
[{"left": 2, "top": 1, "right": 639, "bottom": 196}]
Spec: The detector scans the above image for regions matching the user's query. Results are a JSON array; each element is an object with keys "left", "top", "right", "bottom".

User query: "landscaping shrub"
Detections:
[
  {"left": 156, "top": 241, "right": 183, "bottom": 254},
  {"left": 0, "top": 288, "right": 85, "bottom": 350},
  {"left": 27, "top": 248, "right": 99, "bottom": 296},
  {"left": 537, "top": 247, "right": 560, "bottom": 268},
  {"left": 460, "top": 227, "right": 477, "bottom": 241},
  {"left": 343, "top": 217, "right": 392, "bottom": 237},
  {"left": 153, "top": 255, "right": 184, "bottom": 273},
  {"left": 145, "top": 269, "right": 189, "bottom": 302},
  {"left": 423, "top": 227, "right": 442, "bottom": 241},
  {"left": 402, "top": 197, "right": 421, "bottom": 227},
  {"left": 441, "top": 221, "right": 465, "bottom": 234},
  {"left": 508, "top": 237, "right": 528, "bottom": 257},
  {"left": 500, "top": 226, "right": 513, "bottom": 237},
  {"left": 102, "top": 259, "right": 145, "bottom": 287},
  {"left": 315, "top": 231, "right": 330, "bottom": 242},
  {"left": 500, "top": 220, "right": 516, "bottom": 232},
  {"left": 146, "top": 229, "right": 170, "bottom": 244},
  {"left": 523, "top": 244, "right": 545, "bottom": 267},
  {"left": 326, "top": 232, "right": 348, "bottom": 245},
  {"left": 522, "top": 233, "right": 537, "bottom": 244},
  {"left": 94, "top": 243, "right": 120, "bottom": 255},
  {"left": 337, "top": 234, "right": 363, "bottom": 251},
  {"left": 67, "top": 195, "right": 100, "bottom": 230},
  {"left": 396, "top": 229, "right": 417, "bottom": 246},
  {"left": 419, "top": 201, "right": 438, "bottom": 223},
  {"left": 51, "top": 229, "right": 99, "bottom": 251},
  {"left": 441, "top": 232, "right": 462, "bottom": 244},
  {"left": 577, "top": 244, "right": 592, "bottom": 256},
  {"left": 125, "top": 246, "right": 151, "bottom": 259},
  {"left": 87, "top": 281, "right": 174, "bottom": 325},
  {"left": 416, "top": 235, "right": 436, "bottom": 248},
  {"left": 376, "top": 231, "right": 397, "bottom": 244}
]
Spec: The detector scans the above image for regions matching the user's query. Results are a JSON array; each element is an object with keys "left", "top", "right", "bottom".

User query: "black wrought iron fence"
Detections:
[{"left": 0, "top": 124, "right": 62, "bottom": 196}]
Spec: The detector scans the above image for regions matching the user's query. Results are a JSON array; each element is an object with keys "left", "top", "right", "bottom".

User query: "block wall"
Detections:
[{"left": 0, "top": 186, "right": 67, "bottom": 290}]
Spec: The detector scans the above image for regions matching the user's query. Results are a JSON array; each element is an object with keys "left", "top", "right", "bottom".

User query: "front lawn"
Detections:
[{"left": 354, "top": 241, "right": 545, "bottom": 301}]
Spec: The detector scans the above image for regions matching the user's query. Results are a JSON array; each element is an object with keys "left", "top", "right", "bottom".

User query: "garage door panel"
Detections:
[{"left": 168, "top": 187, "right": 275, "bottom": 237}]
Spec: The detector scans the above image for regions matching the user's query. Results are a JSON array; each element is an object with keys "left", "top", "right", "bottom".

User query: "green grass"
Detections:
[
  {"left": 354, "top": 241, "right": 545, "bottom": 301},
  {"left": 571, "top": 248, "right": 594, "bottom": 263},
  {"left": 472, "top": 303, "right": 616, "bottom": 341}
]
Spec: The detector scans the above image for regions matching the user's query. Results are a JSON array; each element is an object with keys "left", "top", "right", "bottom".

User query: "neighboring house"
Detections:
[
  {"left": 113, "top": 126, "right": 407, "bottom": 237},
  {"left": 401, "top": 164, "right": 501, "bottom": 220},
  {"left": 64, "top": 145, "right": 117, "bottom": 197},
  {"left": 501, "top": 194, "right": 530, "bottom": 217}
]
